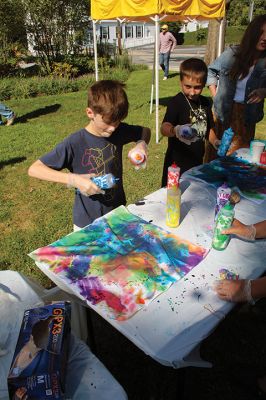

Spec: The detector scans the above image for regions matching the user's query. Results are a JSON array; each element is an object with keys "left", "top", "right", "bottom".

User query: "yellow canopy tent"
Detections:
[{"left": 90, "top": 0, "right": 225, "bottom": 142}]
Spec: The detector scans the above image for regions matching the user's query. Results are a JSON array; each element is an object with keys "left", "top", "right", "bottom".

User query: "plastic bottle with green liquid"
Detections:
[{"left": 212, "top": 202, "right": 235, "bottom": 250}]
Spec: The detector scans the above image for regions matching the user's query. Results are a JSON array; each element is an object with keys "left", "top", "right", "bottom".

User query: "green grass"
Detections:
[
  {"left": 184, "top": 25, "right": 247, "bottom": 46},
  {"left": 0, "top": 69, "right": 265, "bottom": 287}
]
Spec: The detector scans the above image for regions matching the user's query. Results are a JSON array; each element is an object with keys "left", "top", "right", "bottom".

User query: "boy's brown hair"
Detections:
[
  {"left": 180, "top": 58, "right": 208, "bottom": 85},
  {"left": 88, "top": 80, "right": 129, "bottom": 123}
]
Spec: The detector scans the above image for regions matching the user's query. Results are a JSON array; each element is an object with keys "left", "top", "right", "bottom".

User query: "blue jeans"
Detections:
[
  {"left": 0, "top": 102, "right": 14, "bottom": 125},
  {"left": 159, "top": 52, "right": 170, "bottom": 78}
]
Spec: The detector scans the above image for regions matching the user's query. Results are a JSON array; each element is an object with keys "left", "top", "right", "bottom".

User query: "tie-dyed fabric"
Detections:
[
  {"left": 29, "top": 206, "right": 208, "bottom": 321},
  {"left": 186, "top": 157, "right": 266, "bottom": 203}
]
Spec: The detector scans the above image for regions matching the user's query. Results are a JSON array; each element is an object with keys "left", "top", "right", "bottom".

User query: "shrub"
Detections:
[{"left": 51, "top": 62, "right": 79, "bottom": 79}]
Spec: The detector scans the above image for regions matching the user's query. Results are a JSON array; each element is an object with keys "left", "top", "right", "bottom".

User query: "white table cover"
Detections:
[{"left": 33, "top": 172, "right": 266, "bottom": 368}]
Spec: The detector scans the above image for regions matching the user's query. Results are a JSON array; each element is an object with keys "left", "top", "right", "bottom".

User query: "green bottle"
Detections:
[{"left": 212, "top": 203, "right": 235, "bottom": 250}]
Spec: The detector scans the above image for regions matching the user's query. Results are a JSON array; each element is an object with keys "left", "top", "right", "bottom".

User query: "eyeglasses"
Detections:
[{"left": 162, "top": 28, "right": 167, "bottom": 31}]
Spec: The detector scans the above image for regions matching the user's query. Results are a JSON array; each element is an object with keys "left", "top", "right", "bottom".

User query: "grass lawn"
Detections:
[{"left": 0, "top": 69, "right": 265, "bottom": 288}]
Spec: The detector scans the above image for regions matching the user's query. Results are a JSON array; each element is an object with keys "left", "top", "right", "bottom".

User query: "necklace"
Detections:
[{"left": 182, "top": 93, "right": 207, "bottom": 139}]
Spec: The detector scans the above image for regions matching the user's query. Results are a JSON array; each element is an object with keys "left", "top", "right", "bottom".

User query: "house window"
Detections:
[
  {"left": 136, "top": 26, "right": 143, "bottom": 38},
  {"left": 125, "top": 25, "right": 133, "bottom": 38},
  {"left": 100, "top": 26, "right": 109, "bottom": 40}
]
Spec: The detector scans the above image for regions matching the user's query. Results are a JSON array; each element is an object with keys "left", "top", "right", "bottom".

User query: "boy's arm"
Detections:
[
  {"left": 161, "top": 122, "right": 175, "bottom": 137},
  {"left": 28, "top": 160, "right": 104, "bottom": 196},
  {"left": 140, "top": 127, "right": 151, "bottom": 144}
]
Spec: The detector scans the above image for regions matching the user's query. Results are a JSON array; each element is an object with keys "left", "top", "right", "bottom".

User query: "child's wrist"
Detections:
[
  {"left": 67, "top": 172, "right": 76, "bottom": 188},
  {"left": 243, "top": 279, "right": 255, "bottom": 305}
]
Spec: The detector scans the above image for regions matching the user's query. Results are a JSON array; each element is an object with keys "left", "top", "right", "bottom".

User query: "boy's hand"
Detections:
[
  {"left": 174, "top": 124, "right": 198, "bottom": 145},
  {"left": 128, "top": 140, "right": 148, "bottom": 169},
  {"left": 67, "top": 173, "right": 105, "bottom": 196},
  {"left": 131, "top": 140, "right": 148, "bottom": 158}
]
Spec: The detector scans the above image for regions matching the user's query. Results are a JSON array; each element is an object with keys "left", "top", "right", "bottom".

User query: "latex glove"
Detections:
[
  {"left": 214, "top": 279, "right": 254, "bottom": 303},
  {"left": 222, "top": 219, "right": 256, "bottom": 241},
  {"left": 128, "top": 140, "right": 148, "bottom": 169},
  {"left": 67, "top": 173, "right": 105, "bottom": 196},
  {"left": 174, "top": 124, "right": 198, "bottom": 145},
  {"left": 213, "top": 139, "right": 221, "bottom": 150}
]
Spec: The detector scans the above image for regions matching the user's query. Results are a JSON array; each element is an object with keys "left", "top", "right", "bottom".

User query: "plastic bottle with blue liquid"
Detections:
[{"left": 217, "top": 127, "right": 234, "bottom": 157}]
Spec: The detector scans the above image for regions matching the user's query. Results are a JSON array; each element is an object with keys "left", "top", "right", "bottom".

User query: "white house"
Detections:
[
  {"left": 90, "top": 20, "right": 156, "bottom": 49},
  {"left": 179, "top": 20, "right": 209, "bottom": 33},
  {"left": 89, "top": 19, "right": 209, "bottom": 49}
]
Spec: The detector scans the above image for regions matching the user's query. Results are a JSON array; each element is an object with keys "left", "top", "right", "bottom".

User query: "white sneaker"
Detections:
[{"left": 163, "top": 77, "right": 168, "bottom": 80}]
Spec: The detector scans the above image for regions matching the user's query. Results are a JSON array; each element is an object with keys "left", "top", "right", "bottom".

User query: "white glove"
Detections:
[
  {"left": 174, "top": 124, "right": 198, "bottom": 145},
  {"left": 67, "top": 173, "right": 105, "bottom": 196},
  {"left": 128, "top": 140, "right": 148, "bottom": 169},
  {"left": 214, "top": 279, "right": 255, "bottom": 304}
]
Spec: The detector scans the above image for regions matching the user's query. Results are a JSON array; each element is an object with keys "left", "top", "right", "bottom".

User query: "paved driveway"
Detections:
[{"left": 128, "top": 44, "right": 206, "bottom": 71}]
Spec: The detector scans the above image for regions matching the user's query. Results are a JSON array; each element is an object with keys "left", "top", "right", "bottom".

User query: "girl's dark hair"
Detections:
[
  {"left": 87, "top": 80, "right": 129, "bottom": 123},
  {"left": 230, "top": 14, "right": 266, "bottom": 80}
]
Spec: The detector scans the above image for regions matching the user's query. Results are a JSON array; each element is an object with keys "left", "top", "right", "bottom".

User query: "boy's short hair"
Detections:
[
  {"left": 180, "top": 58, "right": 208, "bottom": 85},
  {"left": 88, "top": 80, "right": 129, "bottom": 123}
]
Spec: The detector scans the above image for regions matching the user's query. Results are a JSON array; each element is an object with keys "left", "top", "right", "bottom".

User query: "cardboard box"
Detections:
[{"left": 8, "top": 302, "right": 71, "bottom": 399}]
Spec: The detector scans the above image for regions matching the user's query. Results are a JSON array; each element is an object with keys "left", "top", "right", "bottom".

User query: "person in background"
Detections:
[
  {"left": 205, "top": 14, "right": 266, "bottom": 162},
  {"left": 0, "top": 102, "right": 16, "bottom": 126},
  {"left": 214, "top": 218, "right": 266, "bottom": 396},
  {"left": 159, "top": 24, "right": 177, "bottom": 81},
  {"left": 28, "top": 80, "right": 150, "bottom": 230},
  {"left": 160, "top": 58, "right": 219, "bottom": 186}
]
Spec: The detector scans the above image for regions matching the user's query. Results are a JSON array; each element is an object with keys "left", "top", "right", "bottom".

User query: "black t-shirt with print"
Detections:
[
  {"left": 161, "top": 92, "right": 214, "bottom": 185},
  {"left": 40, "top": 123, "right": 143, "bottom": 228}
]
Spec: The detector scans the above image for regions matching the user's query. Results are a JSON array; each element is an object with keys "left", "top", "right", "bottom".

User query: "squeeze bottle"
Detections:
[
  {"left": 92, "top": 173, "right": 119, "bottom": 189},
  {"left": 217, "top": 127, "right": 234, "bottom": 157},
  {"left": 214, "top": 183, "right": 231, "bottom": 220},
  {"left": 212, "top": 203, "right": 235, "bottom": 250},
  {"left": 166, "top": 163, "right": 181, "bottom": 228}
]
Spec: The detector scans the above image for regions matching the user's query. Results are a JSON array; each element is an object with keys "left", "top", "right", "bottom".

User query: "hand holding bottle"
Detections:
[
  {"left": 221, "top": 218, "right": 256, "bottom": 241},
  {"left": 174, "top": 124, "right": 198, "bottom": 145},
  {"left": 67, "top": 173, "right": 105, "bottom": 196},
  {"left": 128, "top": 140, "right": 148, "bottom": 169}
]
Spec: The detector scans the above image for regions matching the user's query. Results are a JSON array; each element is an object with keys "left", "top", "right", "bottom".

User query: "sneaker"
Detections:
[
  {"left": 6, "top": 114, "right": 16, "bottom": 126},
  {"left": 163, "top": 76, "right": 168, "bottom": 80}
]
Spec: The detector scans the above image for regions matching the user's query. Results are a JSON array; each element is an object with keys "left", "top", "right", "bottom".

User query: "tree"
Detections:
[
  {"left": 0, "top": 0, "right": 27, "bottom": 63},
  {"left": 22, "top": 0, "right": 90, "bottom": 73},
  {"left": 204, "top": 0, "right": 232, "bottom": 65},
  {"left": 227, "top": 0, "right": 265, "bottom": 26}
]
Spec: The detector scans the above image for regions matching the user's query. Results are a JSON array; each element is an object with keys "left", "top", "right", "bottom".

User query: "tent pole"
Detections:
[
  {"left": 150, "top": 44, "right": 155, "bottom": 114},
  {"left": 217, "top": 18, "right": 224, "bottom": 57},
  {"left": 154, "top": 15, "right": 159, "bottom": 144},
  {"left": 92, "top": 19, "right": 99, "bottom": 81}
]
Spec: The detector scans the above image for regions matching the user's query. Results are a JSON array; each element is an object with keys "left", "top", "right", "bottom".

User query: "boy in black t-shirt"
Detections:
[
  {"left": 161, "top": 58, "right": 219, "bottom": 186},
  {"left": 28, "top": 80, "right": 151, "bottom": 229}
]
